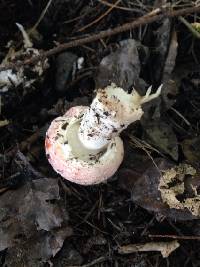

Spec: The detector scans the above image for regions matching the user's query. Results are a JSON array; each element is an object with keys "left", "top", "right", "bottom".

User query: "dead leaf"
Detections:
[
  {"left": 0, "top": 177, "right": 71, "bottom": 254},
  {"left": 118, "top": 157, "right": 199, "bottom": 221},
  {"left": 159, "top": 164, "right": 200, "bottom": 216},
  {"left": 162, "top": 30, "right": 178, "bottom": 82},
  {"left": 4, "top": 227, "right": 72, "bottom": 267},
  {"left": 150, "top": 18, "right": 172, "bottom": 84},
  {"left": 143, "top": 120, "right": 178, "bottom": 160},
  {"left": 181, "top": 137, "right": 200, "bottom": 164},
  {"left": 55, "top": 52, "right": 78, "bottom": 92},
  {"left": 160, "top": 80, "right": 179, "bottom": 110},
  {"left": 96, "top": 39, "right": 145, "bottom": 91},
  {"left": 52, "top": 241, "right": 83, "bottom": 267}
]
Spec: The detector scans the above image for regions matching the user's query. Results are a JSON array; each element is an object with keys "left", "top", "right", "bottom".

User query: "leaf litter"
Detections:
[
  {"left": 1, "top": 1, "right": 200, "bottom": 266},
  {"left": 0, "top": 174, "right": 72, "bottom": 265}
]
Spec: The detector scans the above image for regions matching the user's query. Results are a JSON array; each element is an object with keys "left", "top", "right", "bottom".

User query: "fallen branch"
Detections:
[{"left": 1, "top": 5, "right": 200, "bottom": 71}]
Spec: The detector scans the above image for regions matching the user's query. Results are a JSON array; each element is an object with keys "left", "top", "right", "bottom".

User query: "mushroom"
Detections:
[{"left": 45, "top": 83, "right": 162, "bottom": 185}]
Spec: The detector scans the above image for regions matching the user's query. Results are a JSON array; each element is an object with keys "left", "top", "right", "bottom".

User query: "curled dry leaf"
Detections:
[
  {"left": 118, "top": 240, "right": 180, "bottom": 258},
  {"left": 118, "top": 157, "right": 200, "bottom": 220}
]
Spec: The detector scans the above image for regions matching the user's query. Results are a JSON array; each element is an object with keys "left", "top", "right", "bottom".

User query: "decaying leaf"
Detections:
[
  {"left": 118, "top": 155, "right": 200, "bottom": 220},
  {"left": 150, "top": 21, "right": 178, "bottom": 111},
  {"left": 0, "top": 177, "right": 72, "bottom": 264},
  {"left": 160, "top": 30, "right": 179, "bottom": 110},
  {"left": 52, "top": 241, "right": 84, "bottom": 267},
  {"left": 150, "top": 17, "right": 172, "bottom": 84},
  {"left": 96, "top": 39, "right": 145, "bottom": 91},
  {"left": 181, "top": 137, "right": 200, "bottom": 164},
  {"left": 143, "top": 121, "right": 178, "bottom": 160},
  {"left": 159, "top": 164, "right": 200, "bottom": 216},
  {"left": 162, "top": 30, "right": 178, "bottom": 82},
  {"left": 55, "top": 51, "right": 78, "bottom": 92},
  {"left": 160, "top": 79, "right": 179, "bottom": 110},
  {"left": 118, "top": 240, "right": 180, "bottom": 258},
  {"left": 4, "top": 227, "right": 72, "bottom": 267}
]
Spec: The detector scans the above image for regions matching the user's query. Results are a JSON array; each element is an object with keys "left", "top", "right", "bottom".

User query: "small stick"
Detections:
[
  {"left": 118, "top": 240, "right": 180, "bottom": 258},
  {"left": 149, "top": 234, "right": 200, "bottom": 240},
  {"left": 0, "top": 5, "right": 200, "bottom": 71},
  {"left": 77, "top": 0, "right": 122, "bottom": 32},
  {"left": 67, "top": 255, "right": 108, "bottom": 267},
  {"left": 31, "top": 0, "right": 53, "bottom": 31},
  {"left": 179, "top": 16, "right": 200, "bottom": 39}
]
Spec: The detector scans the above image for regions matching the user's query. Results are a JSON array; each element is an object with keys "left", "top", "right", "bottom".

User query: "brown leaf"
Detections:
[
  {"left": 150, "top": 18, "right": 172, "bottom": 84},
  {"left": 118, "top": 158, "right": 199, "bottom": 221},
  {"left": 96, "top": 39, "right": 144, "bottom": 91},
  {"left": 4, "top": 227, "right": 73, "bottom": 267},
  {"left": 162, "top": 30, "right": 178, "bottom": 82},
  {"left": 181, "top": 137, "right": 200, "bottom": 164},
  {"left": 0, "top": 178, "right": 70, "bottom": 252},
  {"left": 143, "top": 121, "right": 178, "bottom": 160}
]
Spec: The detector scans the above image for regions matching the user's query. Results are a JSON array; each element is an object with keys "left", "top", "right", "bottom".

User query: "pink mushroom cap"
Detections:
[{"left": 45, "top": 106, "right": 124, "bottom": 185}]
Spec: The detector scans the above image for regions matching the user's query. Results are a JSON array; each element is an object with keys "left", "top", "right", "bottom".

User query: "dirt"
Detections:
[{"left": 0, "top": 1, "right": 200, "bottom": 266}]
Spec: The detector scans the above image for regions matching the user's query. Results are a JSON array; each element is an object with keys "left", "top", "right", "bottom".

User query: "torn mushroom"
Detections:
[{"left": 45, "top": 83, "right": 162, "bottom": 185}]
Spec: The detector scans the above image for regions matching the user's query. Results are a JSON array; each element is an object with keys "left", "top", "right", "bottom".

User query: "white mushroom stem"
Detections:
[{"left": 78, "top": 83, "right": 162, "bottom": 150}]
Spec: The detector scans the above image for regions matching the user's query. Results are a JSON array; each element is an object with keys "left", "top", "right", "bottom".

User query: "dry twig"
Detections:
[
  {"left": 0, "top": 5, "right": 200, "bottom": 71},
  {"left": 149, "top": 234, "right": 200, "bottom": 240},
  {"left": 118, "top": 240, "right": 180, "bottom": 258},
  {"left": 67, "top": 255, "right": 108, "bottom": 267},
  {"left": 77, "top": 0, "right": 122, "bottom": 32}
]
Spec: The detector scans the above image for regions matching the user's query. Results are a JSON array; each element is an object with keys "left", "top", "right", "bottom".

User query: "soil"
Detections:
[{"left": 0, "top": 1, "right": 200, "bottom": 267}]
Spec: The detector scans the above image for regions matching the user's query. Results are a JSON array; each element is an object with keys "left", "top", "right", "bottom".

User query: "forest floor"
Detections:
[{"left": 0, "top": 1, "right": 200, "bottom": 266}]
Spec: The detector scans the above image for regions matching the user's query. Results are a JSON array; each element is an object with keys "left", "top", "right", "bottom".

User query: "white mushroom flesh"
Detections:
[
  {"left": 51, "top": 112, "right": 123, "bottom": 164},
  {"left": 78, "top": 83, "right": 162, "bottom": 150}
]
